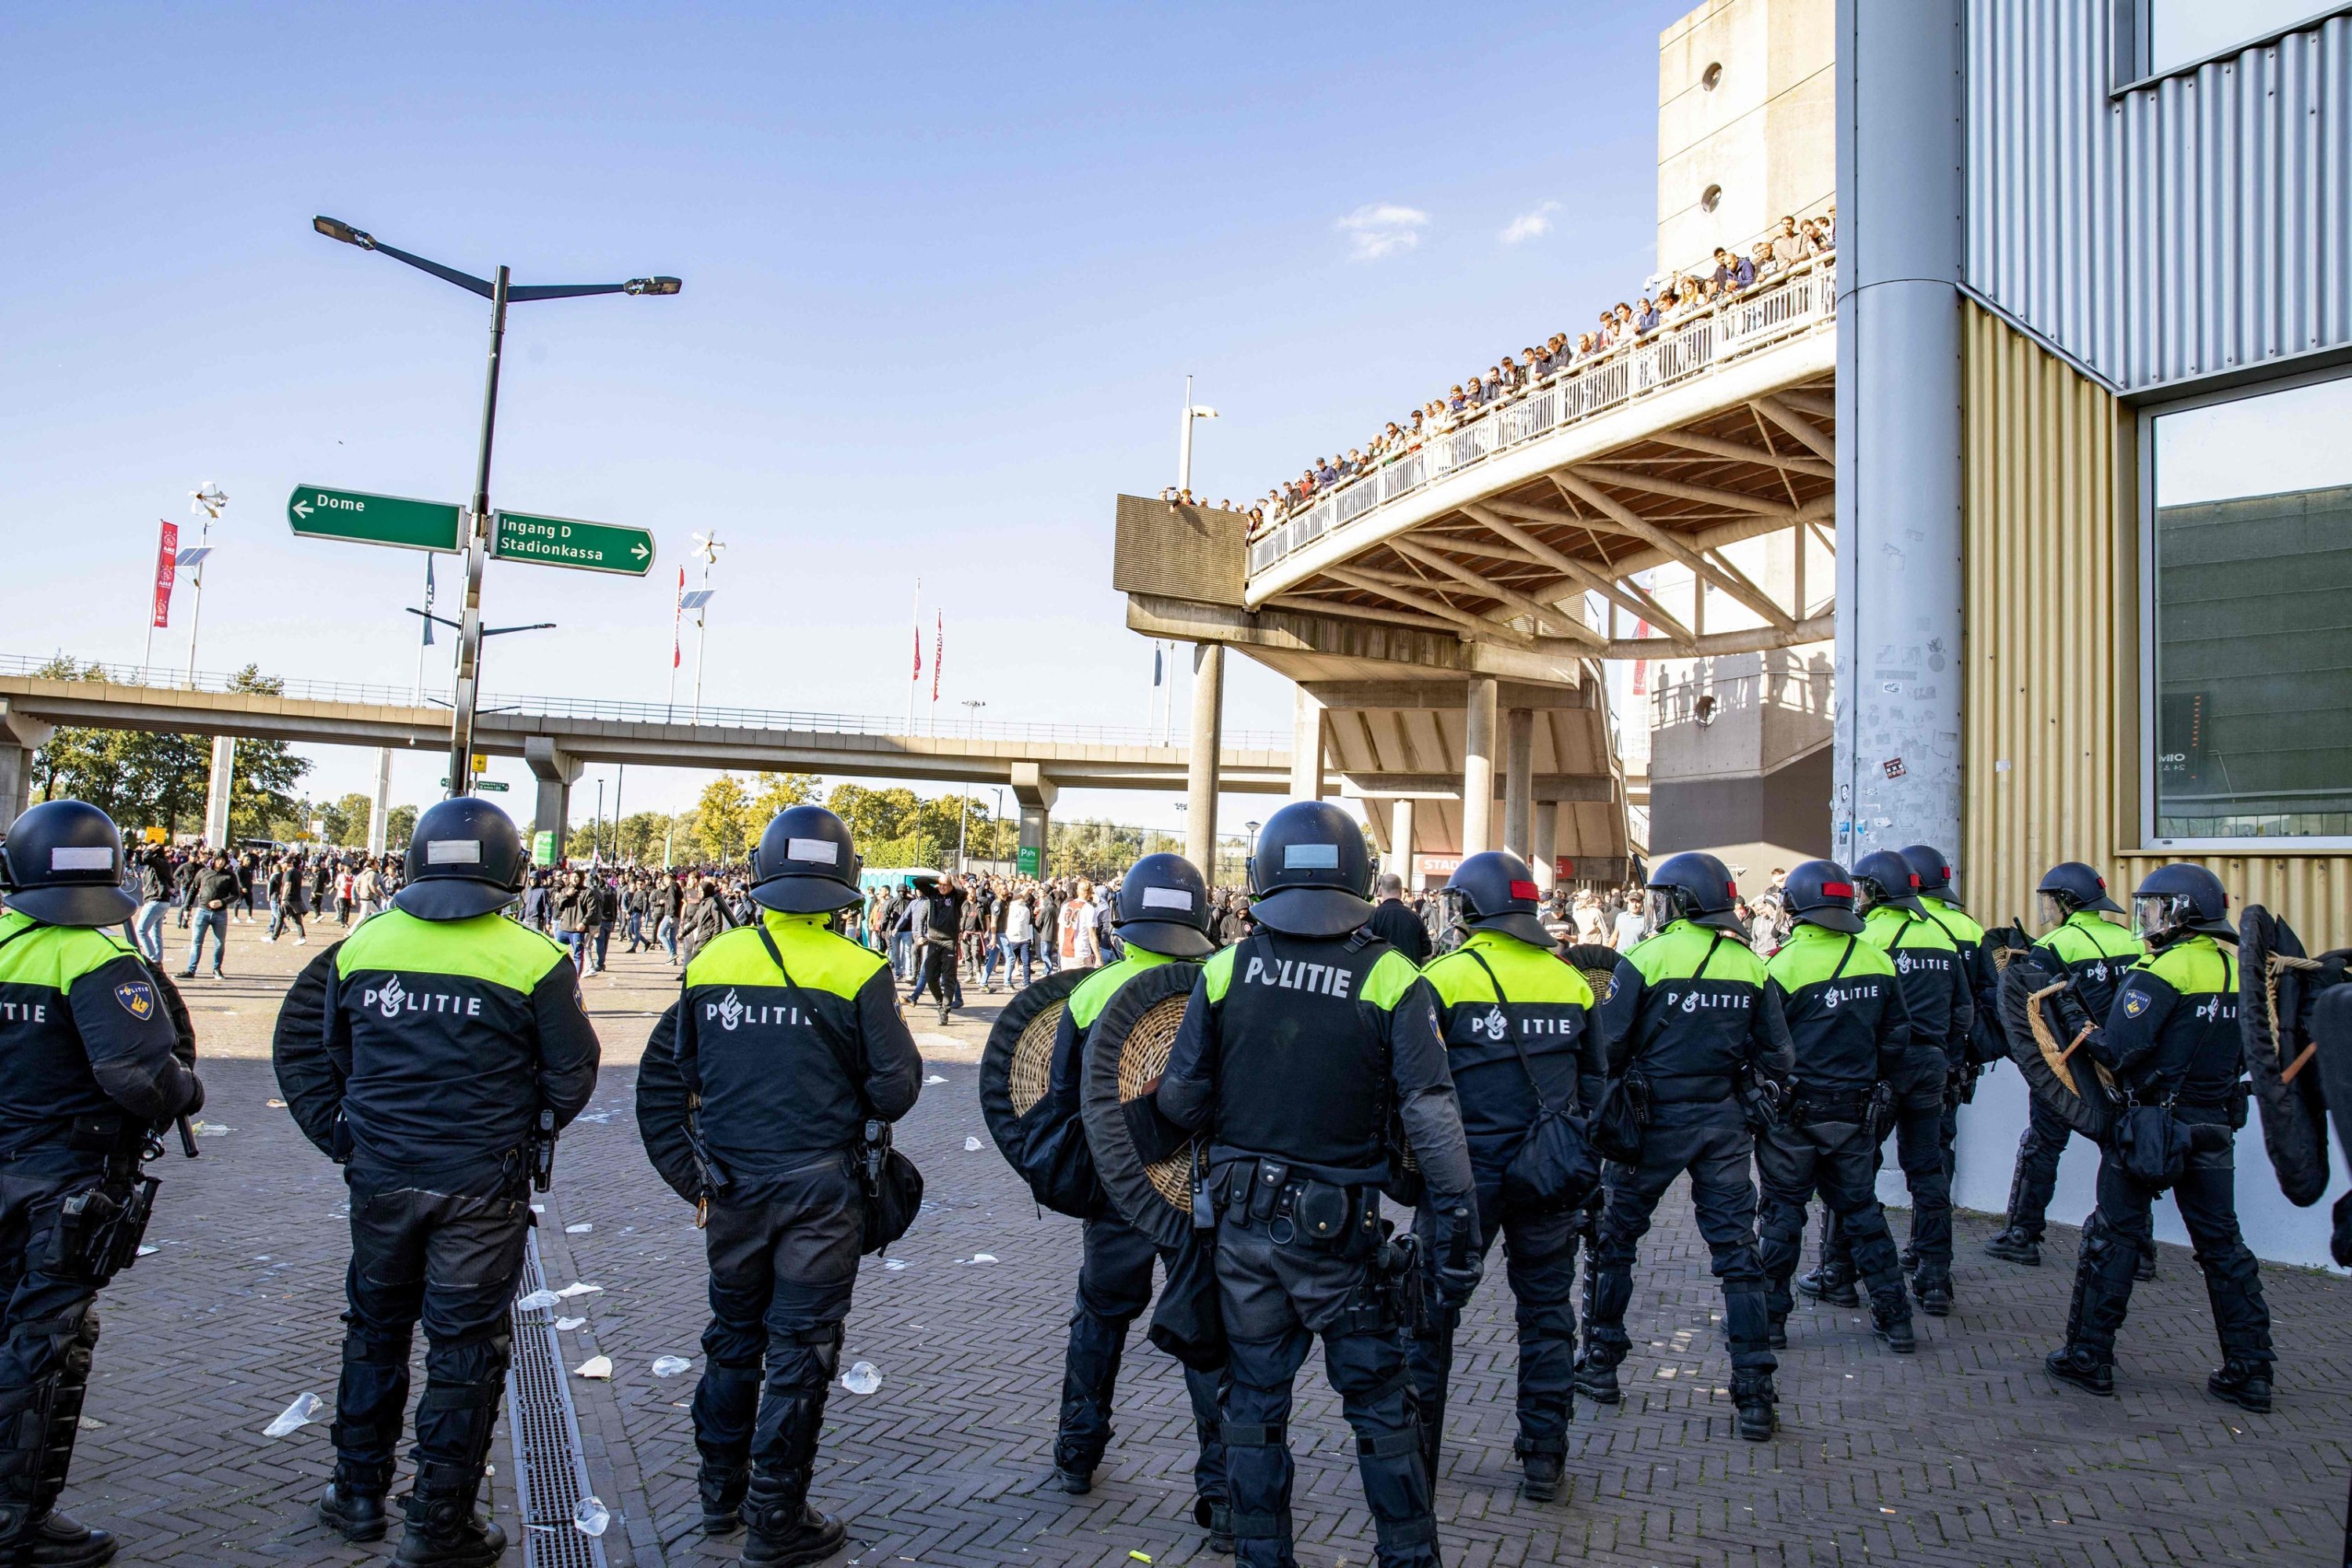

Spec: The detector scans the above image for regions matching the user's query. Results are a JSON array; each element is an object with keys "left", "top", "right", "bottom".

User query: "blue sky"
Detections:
[{"left": 4, "top": 1, "right": 1674, "bottom": 835}]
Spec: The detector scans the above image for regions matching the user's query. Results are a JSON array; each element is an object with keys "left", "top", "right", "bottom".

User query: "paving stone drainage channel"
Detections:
[{"left": 510, "top": 1229, "right": 609, "bottom": 1568}]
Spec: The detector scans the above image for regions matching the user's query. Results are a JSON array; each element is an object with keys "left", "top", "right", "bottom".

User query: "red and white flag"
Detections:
[
  {"left": 151, "top": 521, "right": 178, "bottom": 629},
  {"left": 672, "top": 567, "right": 685, "bottom": 668}
]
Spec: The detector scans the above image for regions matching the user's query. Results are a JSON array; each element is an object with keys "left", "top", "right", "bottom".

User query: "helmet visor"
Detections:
[
  {"left": 2134, "top": 892, "right": 2186, "bottom": 942},
  {"left": 1644, "top": 887, "right": 1679, "bottom": 931},
  {"left": 2037, "top": 891, "right": 2071, "bottom": 931}
]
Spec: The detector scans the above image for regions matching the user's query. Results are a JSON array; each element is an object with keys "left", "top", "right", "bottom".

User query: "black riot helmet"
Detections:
[
  {"left": 393, "top": 797, "right": 527, "bottom": 921},
  {"left": 1781, "top": 858, "right": 1865, "bottom": 935},
  {"left": 1446, "top": 850, "right": 1554, "bottom": 948},
  {"left": 1898, "top": 844, "right": 1958, "bottom": 905},
  {"left": 1851, "top": 849, "right": 1925, "bottom": 915},
  {"left": 749, "top": 806, "right": 863, "bottom": 914},
  {"left": 2131, "top": 862, "right": 2234, "bottom": 945},
  {"left": 1644, "top": 850, "right": 1744, "bottom": 935},
  {"left": 1245, "top": 800, "right": 1374, "bottom": 937},
  {"left": 1112, "top": 851, "right": 1214, "bottom": 958},
  {"left": 0, "top": 800, "right": 136, "bottom": 928},
  {"left": 2038, "top": 860, "right": 2122, "bottom": 926}
]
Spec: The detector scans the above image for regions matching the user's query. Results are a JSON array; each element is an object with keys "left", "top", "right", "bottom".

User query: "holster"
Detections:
[{"left": 46, "top": 1161, "right": 160, "bottom": 1288}]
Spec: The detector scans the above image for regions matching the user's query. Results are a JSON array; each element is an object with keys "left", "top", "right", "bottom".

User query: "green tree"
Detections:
[
  {"left": 318, "top": 791, "right": 374, "bottom": 846},
  {"left": 691, "top": 774, "right": 754, "bottom": 862},
  {"left": 1049, "top": 819, "right": 1147, "bottom": 880},
  {"left": 826, "top": 783, "right": 920, "bottom": 845},
  {"left": 385, "top": 804, "right": 419, "bottom": 851},
  {"left": 611, "top": 810, "right": 671, "bottom": 864},
  {"left": 746, "top": 771, "right": 819, "bottom": 826},
  {"left": 223, "top": 666, "right": 310, "bottom": 841},
  {"left": 28, "top": 658, "right": 212, "bottom": 833}
]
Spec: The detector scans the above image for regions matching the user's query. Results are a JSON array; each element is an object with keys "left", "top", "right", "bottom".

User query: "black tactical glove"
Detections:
[{"left": 1429, "top": 1200, "right": 1483, "bottom": 1309}]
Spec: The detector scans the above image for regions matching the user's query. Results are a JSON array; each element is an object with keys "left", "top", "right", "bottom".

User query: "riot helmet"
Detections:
[
  {"left": 393, "top": 797, "right": 526, "bottom": 920},
  {"left": 1851, "top": 849, "right": 1925, "bottom": 915},
  {"left": 748, "top": 806, "right": 863, "bottom": 914},
  {"left": 1898, "top": 844, "right": 1958, "bottom": 905},
  {"left": 2131, "top": 862, "right": 2234, "bottom": 945},
  {"left": 1445, "top": 850, "right": 1554, "bottom": 947},
  {"left": 2037, "top": 860, "right": 2122, "bottom": 927},
  {"left": 1111, "top": 851, "right": 1214, "bottom": 957},
  {"left": 1781, "top": 858, "right": 1865, "bottom": 935},
  {"left": 0, "top": 800, "right": 136, "bottom": 927},
  {"left": 1643, "top": 850, "right": 1744, "bottom": 935},
  {"left": 1245, "top": 800, "right": 1374, "bottom": 937}
]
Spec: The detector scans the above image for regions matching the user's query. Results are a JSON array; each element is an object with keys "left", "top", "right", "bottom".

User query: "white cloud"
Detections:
[
  {"left": 1501, "top": 201, "right": 1560, "bottom": 245},
  {"left": 1334, "top": 202, "right": 1430, "bottom": 262}
]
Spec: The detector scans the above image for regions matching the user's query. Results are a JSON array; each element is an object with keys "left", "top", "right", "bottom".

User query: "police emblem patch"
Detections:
[
  {"left": 2122, "top": 989, "right": 2149, "bottom": 1018},
  {"left": 114, "top": 981, "right": 156, "bottom": 1021}
]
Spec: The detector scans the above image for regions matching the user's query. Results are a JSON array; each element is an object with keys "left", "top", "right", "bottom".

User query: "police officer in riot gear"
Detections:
[
  {"left": 0, "top": 800, "right": 202, "bottom": 1566},
  {"left": 1577, "top": 851, "right": 1791, "bottom": 1440},
  {"left": 637, "top": 806, "right": 923, "bottom": 1565},
  {"left": 1406, "top": 851, "right": 1605, "bottom": 1504},
  {"left": 2045, "top": 865, "right": 2273, "bottom": 1409},
  {"left": 1899, "top": 847, "right": 2002, "bottom": 1214},
  {"left": 1027, "top": 852, "right": 1230, "bottom": 1547},
  {"left": 1156, "top": 801, "right": 1475, "bottom": 1568},
  {"left": 272, "top": 797, "right": 599, "bottom": 1566},
  {"left": 1985, "top": 863, "right": 2148, "bottom": 1269},
  {"left": 1799, "top": 849, "right": 1971, "bottom": 1318},
  {"left": 1754, "top": 862, "right": 1918, "bottom": 1354}
]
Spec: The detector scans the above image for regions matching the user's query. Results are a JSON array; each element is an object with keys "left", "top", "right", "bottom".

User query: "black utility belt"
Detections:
[
  {"left": 1215, "top": 1158, "right": 1379, "bottom": 1255},
  {"left": 1790, "top": 1087, "right": 1873, "bottom": 1123}
]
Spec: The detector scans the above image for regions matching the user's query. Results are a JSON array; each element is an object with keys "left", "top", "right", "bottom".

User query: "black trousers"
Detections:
[
  {"left": 1406, "top": 1185, "right": 1577, "bottom": 1468},
  {"left": 333, "top": 1181, "right": 532, "bottom": 1489},
  {"left": 0, "top": 1150, "right": 111, "bottom": 1530},
  {"left": 1215, "top": 1205, "right": 1436, "bottom": 1568},
  {"left": 1755, "top": 1118, "right": 1906, "bottom": 1321},
  {"left": 1587, "top": 1104, "right": 1774, "bottom": 1378},
  {"left": 2065, "top": 1106, "right": 2271, "bottom": 1367},
  {"left": 1055, "top": 1213, "right": 1229, "bottom": 1508},
  {"left": 911, "top": 942, "right": 960, "bottom": 1011},
  {"left": 691, "top": 1157, "right": 865, "bottom": 1512},
  {"left": 1822, "top": 1091, "right": 1951, "bottom": 1285}
]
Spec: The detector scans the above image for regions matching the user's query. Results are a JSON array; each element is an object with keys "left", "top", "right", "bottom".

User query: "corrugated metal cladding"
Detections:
[
  {"left": 1964, "top": 2, "right": 2352, "bottom": 393},
  {"left": 1961, "top": 304, "right": 2352, "bottom": 947}
]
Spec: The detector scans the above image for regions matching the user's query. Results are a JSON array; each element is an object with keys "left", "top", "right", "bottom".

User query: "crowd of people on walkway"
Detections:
[
  {"left": 1241, "top": 210, "right": 1835, "bottom": 539},
  {"left": 112, "top": 840, "right": 407, "bottom": 979}
]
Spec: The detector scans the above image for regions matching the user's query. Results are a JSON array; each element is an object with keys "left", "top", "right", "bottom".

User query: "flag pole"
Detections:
[{"left": 906, "top": 579, "right": 920, "bottom": 732}]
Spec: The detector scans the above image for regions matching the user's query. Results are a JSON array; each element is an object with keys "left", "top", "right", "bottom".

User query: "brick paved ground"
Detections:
[{"left": 68, "top": 942, "right": 2352, "bottom": 1565}]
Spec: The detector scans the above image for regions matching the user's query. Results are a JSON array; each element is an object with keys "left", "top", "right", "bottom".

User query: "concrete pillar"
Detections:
[
  {"left": 524, "top": 737, "right": 582, "bottom": 858},
  {"left": 1185, "top": 643, "right": 1225, "bottom": 880},
  {"left": 1832, "top": 0, "right": 1964, "bottom": 867},
  {"left": 366, "top": 748, "right": 394, "bottom": 855},
  {"left": 202, "top": 735, "right": 234, "bottom": 847},
  {"left": 1010, "top": 762, "right": 1058, "bottom": 882},
  {"left": 1289, "top": 686, "right": 1326, "bottom": 803},
  {"left": 1502, "top": 708, "right": 1535, "bottom": 863},
  {"left": 0, "top": 702, "right": 54, "bottom": 833},
  {"left": 1461, "top": 676, "right": 1498, "bottom": 855},
  {"left": 1388, "top": 798, "right": 1417, "bottom": 890},
  {"left": 1534, "top": 800, "right": 1560, "bottom": 893}
]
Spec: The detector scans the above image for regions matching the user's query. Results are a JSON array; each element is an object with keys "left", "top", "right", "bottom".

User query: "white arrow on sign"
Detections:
[
  {"left": 631, "top": 542, "right": 649, "bottom": 559},
  {"left": 291, "top": 499, "right": 312, "bottom": 521}
]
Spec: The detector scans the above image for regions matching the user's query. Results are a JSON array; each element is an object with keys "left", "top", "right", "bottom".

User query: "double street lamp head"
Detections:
[
  {"left": 313, "top": 215, "right": 376, "bottom": 249},
  {"left": 624, "top": 276, "right": 683, "bottom": 296}
]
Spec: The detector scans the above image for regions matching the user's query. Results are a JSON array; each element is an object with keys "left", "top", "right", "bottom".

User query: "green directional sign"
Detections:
[
  {"left": 287, "top": 484, "right": 464, "bottom": 553},
  {"left": 491, "top": 510, "right": 656, "bottom": 577}
]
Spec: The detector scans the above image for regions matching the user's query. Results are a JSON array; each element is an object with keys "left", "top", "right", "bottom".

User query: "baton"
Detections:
[{"left": 175, "top": 1115, "right": 200, "bottom": 1160}]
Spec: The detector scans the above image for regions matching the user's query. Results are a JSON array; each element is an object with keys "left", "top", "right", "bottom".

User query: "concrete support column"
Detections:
[
  {"left": 1388, "top": 798, "right": 1417, "bottom": 889},
  {"left": 1832, "top": 0, "right": 1964, "bottom": 866},
  {"left": 524, "top": 737, "right": 583, "bottom": 858},
  {"left": 202, "top": 735, "right": 234, "bottom": 848},
  {"left": 1533, "top": 800, "right": 1560, "bottom": 893},
  {"left": 1461, "top": 676, "right": 1498, "bottom": 855},
  {"left": 1186, "top": 643, "right": 1225, "bottom": 879},
  {"left": 0, "top": 703, "right": 55, "bottom": 833},
  {"left": 1502, "top": 707, "right": 1535, "bottom": 863},
  {"left": 1010, "top": 762, "right": 1058, "bottom": 882},
  {"left": 367, "top": 748, "right": 394, "bottom": 855},
  {"left": 1289, "top": 686, "right": 1326, "bottom": 803}
]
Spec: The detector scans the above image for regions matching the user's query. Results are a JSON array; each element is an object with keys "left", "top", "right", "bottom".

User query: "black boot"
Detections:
[
  {"left": 741, "top": 1472, "right": 848, "bottom": 1567},
  {"left": 1194, "top": 1496, "right": 1235, "bottom": 1553},
  {"left": 1913, "top": 1271, "right": 1953, "bottom": 1318},
  {"left": 1796, "top": 1262, "right": 1859, "bottom": 1308},
  {"left": 1984, "top": 1227, "right": 2042, "bottom": 1266},
  {"left": 2207, "top": 1359, "right": 2272, "bottom": 1414},
  {"left": 700, "top": 1464, "right": 749, "bottom": 1534},
  {"left": 0, "top": 1505, "right": 117, "bottom": 1566},
  {"left": 317, "top": 1464, "right": 390, "bottom": 1543},
  {"left": 1571, "top": 1354, "right": 1620, "bottom": 1405},
  {"left": 1039, "top": 1465, "right": 1092, "bottom": 1494},
  {"left": 2045, "top": 1345, "right": 2114, "bottom": 1397},
  {"left": 1731, "top": 1373, "right": 1777, "bottom": 1442},
  {"left": 2134, "top": 1245, "right": 2158, "bottom": 1283},
  {"left": 1871, "top": 1301, "right": 1917, "bottom": 1355},
  {"left": 395, "top": 1461, "right": 506, "bottom": 1567},
  {"left": 1766, "top": 1312, "right": 1788, "bottom": 1350},
  {"left": 1516, "top": 1438, "right": 1566, "bottom": 1502}
]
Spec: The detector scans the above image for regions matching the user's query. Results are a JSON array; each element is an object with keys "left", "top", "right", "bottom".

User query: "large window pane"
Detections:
[
  {"left": 2147, "top": 1, "right": 2335, "bottom": 77},
  {"left": 2151, "top": 373, "right": 2352, "bottom": 841}
]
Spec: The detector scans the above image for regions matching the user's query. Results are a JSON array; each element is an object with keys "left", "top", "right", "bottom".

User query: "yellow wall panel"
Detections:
[{"left": 1960, "top": 305, "right": 2352, "bottom": 950}]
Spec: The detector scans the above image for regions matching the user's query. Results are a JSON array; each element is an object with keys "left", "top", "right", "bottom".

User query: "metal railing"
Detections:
[
  {"left": 0, "top": 654, "right": 1290, "bottom": 751},
  {"left": 1247, "top": 256, "right": 1837, "bottom": 577}
]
